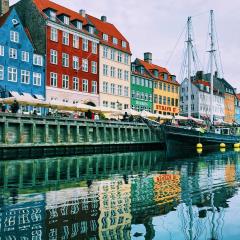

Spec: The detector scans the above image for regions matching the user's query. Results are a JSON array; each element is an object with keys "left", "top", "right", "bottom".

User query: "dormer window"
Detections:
[
  {"left": 50, "top": 10, "right": 56, "bottom": 21},
  {"left": 140, "top": 67, "right": 144, "bottom": 74},
  {"left": 122, "top": 41, "right": 126, "bottom": 48},
  {"left": 76, "top": 21, "right": 82, "bottom": 30},
  {"left": 103, "top": 33, "right": 108, "bottom": 41},
  {"left": 131, "top": 63, "right": 136, "bottom": 72},
  {"left": 163, "top": 73, "right": 168, "bottom": 80},
  {"left": 88, "top": 26, "right": 94, "bottom": 34},
  {"left": 63, "top": 16, "right": 70, "bottom": 25},
  {"left": 153, "top": 70, "right": 159, "bottom": 78},
  {"left": 113, "top": 37, "right": 118, "bottom": 45}
]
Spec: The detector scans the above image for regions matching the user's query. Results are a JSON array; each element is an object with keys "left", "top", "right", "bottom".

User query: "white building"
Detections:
[{"left": 180, "top": 78, "right": 224, "bottom": 120}]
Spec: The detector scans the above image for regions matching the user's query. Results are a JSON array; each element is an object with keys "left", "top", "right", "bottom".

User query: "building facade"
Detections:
[
  {"left": 0, "top": 8, "right": 45, "bottom": 110},
  {"left": 87, "top": 15, "right": 131, "bottom": 110},
  {"left": 15, "top": 0, "right": 100, "bottom": 106},
  {"left": 131, "top": 59, "right": 153, "bottom": 112},
  {"left": 0, "top": 0, "right": 9, "bottom": 16},
  {"left": 236, "top": 94, "right": 240, "bottom": 124},
  {"left": 135, "top": 53, "right": 179, "bottom": 116},
  {"left": 180, "top": 78, "right": 225, "bottom": 120}
]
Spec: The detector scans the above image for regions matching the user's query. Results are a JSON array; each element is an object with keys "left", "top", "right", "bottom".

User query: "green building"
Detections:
[{"left": 131, "top": 57, "right": 154, "bottom": 112}]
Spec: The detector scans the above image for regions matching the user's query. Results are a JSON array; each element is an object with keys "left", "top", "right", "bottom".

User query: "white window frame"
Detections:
[
  {"left": 21, "top": 51, "right": 29, "bottom": 62},
  {"left": 50, "top": 72, "right": 57, "bottom": 87},
  {"left": 117, "top": 52, "right": 122, "bottom": 63},
  {"left": 73, "top": 77, "right": 79, "bottom": 91},
  {"left": 50, "top": 27, "right": 58, "bottom": 42},
  {"left": 62, "top": 74, "right": 69, "bottom": 89},
  {"left": 110, "top": 66, "right": 115, "bottom": 78},
  {"left": 10, "top": 31, "right": 19, "bottom": 43},
  {"left": 33, "top": 54, "right": 43, "bottom": 66},
  {"left": 103, "top": 47, "right": 108, "bottom": 58},
  {"left": 73, "top": 56, "right": 79, "bottom": 70},
  {"left": 9, "top": 48, "right": 17, "bottom": 59},
  {"left": 0, "top": 65, "right": 4, "bottom": 80},
  {"left": 113, "top": 37, "right": 118, "bottom": 45},
  {"left": 8, "top": 67, "right": 17, "bottom": 82},
  {"left": 21, "top": 70, "right": 30, "bottom": 84},
  {"left": 82, "top": 59, "right": 88, "bottom": 72},
  {"left": 92, "top": 81, "right": 97, "bottom": 94},
  {"left": 82, "top": 38, "right": 88, "bottom": 51},
  {"left": 0, "top": 45, "right": 4, "bottom": 56},
  {"left": 103, "top": 64, "right": 108, "bottom": 76},
  {"left": 50, "top": 49, "right": 57, "bottom": 64},
  {"left": 82, "top": 79, "right": 88, "bottom": 92},
  {"left": 62, "top": 32, "right": 69, "bottom": 45},
  {"left": 92, "top": 42, "right": 97, "bottom": 54},
  {"left": 110, "top": 83, "right": 115, "bottom": 95},
  {"left": 103, "top": 33, "right": 108, "bottom": 41},
  {"left": 63, "top": 16, "right": 70, "bottom": 25},
  {"left": 62, "top": 53, "right": 69, "bottom": 67},
  {"left": 33, "top": 72, "right": 41, "bottom": 86},
  {"left": 122, "top": 41, "right": 127, "bottom": 48},
  {"left": 73, "top": 35, "right": 79, "bottom": 49},
  {"left": 91, "top": 61, "right": 97, "bottom": 74},
  {"left": 110, "top": 49, "right": 115, "bottom": 61}
]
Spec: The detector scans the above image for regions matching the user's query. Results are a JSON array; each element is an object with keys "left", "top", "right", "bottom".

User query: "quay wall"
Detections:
[{"left": 0, "top": 114, "right": 164, "bottom": 160}]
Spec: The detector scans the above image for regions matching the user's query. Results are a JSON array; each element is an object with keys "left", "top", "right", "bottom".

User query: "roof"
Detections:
[
  {"left": 236, "top": 94, "right": 240, "bottom": 100},
  {"left": 33, "top": 0, "right": 88, "bottom": 24},
  {"left": 87, "top": 14, "right": 131, "bottom": 54},
  {"left": 0, "top": 10, "right": 10, "bottom": 27},
  {"left": 192, "top": 79, "right": 210, "bottom": 87},
  {"left": 132, "top": 70, "right": 153, "bottom": 80},
  {"left": 136, "top": 59, "right": 180, "bottom": 86}
]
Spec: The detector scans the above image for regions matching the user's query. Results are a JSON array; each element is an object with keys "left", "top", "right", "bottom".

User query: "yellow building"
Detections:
[{"left": 138, "top": 55, "right": 180, "bottom": 116}]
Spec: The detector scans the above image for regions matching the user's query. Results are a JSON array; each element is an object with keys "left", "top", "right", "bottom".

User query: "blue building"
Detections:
[{"left": 0, "top": 8, "right": 45, "bottom": 113}]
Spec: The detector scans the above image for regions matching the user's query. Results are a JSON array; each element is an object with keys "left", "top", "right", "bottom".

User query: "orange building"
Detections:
[{"left": 224, "top": 93, "right": 235, "bottom": 123}]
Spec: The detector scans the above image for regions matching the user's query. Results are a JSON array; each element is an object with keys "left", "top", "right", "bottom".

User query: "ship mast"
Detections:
[
  {"left": 209, "top": 10, "right": 215, "bottom": 123},
  {"left": 187, "top": 17, "right": 192, "bottom": 118}
]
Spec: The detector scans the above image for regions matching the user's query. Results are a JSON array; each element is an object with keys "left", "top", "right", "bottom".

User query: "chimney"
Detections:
[
  {"left": 79, "top": 9, "right": 86, "bottom": 17},
  {"left": 0, "top": 0, "right": 9, "bottom": 16},
  {"left": 101, "top": 16, "right": 107, "bottom": 22},
  {"left": 144, "top": 52, "right": 152, "bottom": 64}
]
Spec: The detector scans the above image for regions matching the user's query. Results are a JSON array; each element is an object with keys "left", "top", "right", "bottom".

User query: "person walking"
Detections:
[{"left": 11, "top": 100, "right": 19, "bottom": 113}]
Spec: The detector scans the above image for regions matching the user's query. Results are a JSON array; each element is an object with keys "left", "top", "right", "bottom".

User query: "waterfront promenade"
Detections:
[{"left": 0, "top": 113, "right": 164, "bottom": 160}]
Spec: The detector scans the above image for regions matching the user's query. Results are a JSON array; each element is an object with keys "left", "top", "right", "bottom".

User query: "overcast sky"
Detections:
[{"left": 10, "top": 0, "right": 240, "bottom": 91}]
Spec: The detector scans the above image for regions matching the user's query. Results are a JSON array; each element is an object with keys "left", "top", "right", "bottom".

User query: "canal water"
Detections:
[{"left": 0, "top": 149, "right": 240, "bottom": 240}]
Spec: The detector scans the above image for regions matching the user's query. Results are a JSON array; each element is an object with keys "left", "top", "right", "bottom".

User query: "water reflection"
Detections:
[{"left": 0, "top": 150, "right": 240, "bottom": 239}]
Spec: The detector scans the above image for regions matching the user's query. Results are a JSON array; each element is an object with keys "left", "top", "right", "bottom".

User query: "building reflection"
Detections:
[{"left": 0, "top": 151, "right": 239, "bottom": 239}]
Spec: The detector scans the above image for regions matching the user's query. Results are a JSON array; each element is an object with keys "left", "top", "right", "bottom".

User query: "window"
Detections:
[
  {"left": 154, "top": 94, "right": 157, "bottom": 103},
  {"left": 21, "top": 51, "right": 29, "bottom": 62},
  {"left": 33, "top": 54, "right": 43, "bottom": 66},
  {"left": 117, "top": 52, "right": 122, "bottom": 62},
  {"left": 49, "top": 10, "right": 56, "bottom": 21},
  {"left": 62, "top": 75, "right": 69, "bottom": 89},
  {"left": 92, "top": 81, "right": 97, "bottom": 94},
  {"left": 103, "top": 64, "right": 108, "bottom": 76},
  {"left": 103, "top": 47, "right": 108, "bottom": 58},
  {"left": 91, "top": 61, "right": 97, "bottom": 74},
  {"left": 33, "top": 72, "right": 41, "bottom": 86},
  {"left": 73, "top": 35, "right": 79, "bottom": 48},
  {"left": 76, "top": 21, "right": 82, "bottom": 30},
  {"left": 163, "top": 83, "right": 166, "bottom": 91},
  {"left": 50, "top": 72, "right": 57, "bottom": 87},
  {"left": 122, "top": 41, "right": 126, "bottom": 48},
  {"left": 10, "top": 31, "right": 19, "bottom": 43},
  {"left": 117, "top": 69, "right": 122, "bottom": 79},
  {"left": 110, "top": 66, "right": 115, "bottom": 78},
  {"left": 82, "top": 38, "right": 88, "bottom": 51},
  {"left": 124, "top": 70, "right": 129, "bottom": 81},
  {"left": 132, "top": 90, "right": 135, "bottom": 98},
  {"left": 172, "top": 85, "right": 175, "bottom": 93},
  {"left": 82, "top": 59, "right": 88, "bottom": 72},
  {"left": 92, "top": 42, "right": 97, "bottom": 54},
  {"left": 82, "top": 79, "right": 88, "bottom": 92},
  {"left": 0, "top": 45, "right": 4, "bottom": 56},
  {"left": 103, "top": 33, "right": 108, "bottom": 41},
  {"left": 124, "top": 54, "right": 129, "bottom": 65},
  {"left": 50, "top": 49, "right": 57, "bottom": 64},
  {"left": 132, "top": 76, "right": 135, "bottom": 84},
  {"left": 110, "top": 83, "right": 115, "bottom": 95},
  {"left": 62, "top": 32, "right": 69, "bottom": 45},
  {"left": 171, "top": 98, "right": 175, "bottom": 106},
  {"left": 113, "top": 37, "right": 118, "bottom": 45},
  {"left": 73, "top": 77, "right": 79, "bottom": 91},
  {"left": 159, "top": 96, "right": 162, "bottom": 104},
  {"left": 111, "top": 102, "right": 115, "bottom": 109},
  {"left": 117, "top": 85, "right": 122, "bottom": 96},
  {"left": 149, "top": 94, "right": 152, "bottom": 102},
  {"left": 124, "top": 86, "right": 129, "bottom": 97},
  {"left": 168, "top": 84, "right": 170, "bottom": 92},
  {"left": 62, "top": 53, "right": 69, "bottom": 67},
  {"left": 50, "top": 27, "right": 58, "bottom": 42},
  {"left": 103, "top": 81, "right": 108, "bottom": 93},
  {"left": 21, "top": 70, "right": 30, "bottom": 84},
  {"left": 0, "top": 65, "right": 4, "bottom": 80},
  {"left": 73, "top": 56, "right": 79, "bottom": 70},
  {"left": 9, "top": 48, "right": 17, "bottom": 59},
  {"left": 141, "top": 78, "right": 145, "bottom": 86},
  {"left": 63, "top": 16, "right": 70, "bottom": 25},
  {"left": 110, "top": 49, "right": 115, "bottom": 61},
  {"left": 145, "top": 79, "right": 148, "bottom": 87},
  {"left": 103, "top": 101, "right": 108, "bottom": 107},
  {"left": 163, "top": 96, "right": 166, "bottom": 105}
]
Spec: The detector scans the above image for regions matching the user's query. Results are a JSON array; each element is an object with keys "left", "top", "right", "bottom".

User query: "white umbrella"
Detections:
[
  {"left": 175, "top": 115, "right": 188, "bottom": 120},
  {"left": 141, "top": 110, "right": 158, "bottom": 119},
  {"left": 122, "top": 108, "right": 141, "bottom": 116}
]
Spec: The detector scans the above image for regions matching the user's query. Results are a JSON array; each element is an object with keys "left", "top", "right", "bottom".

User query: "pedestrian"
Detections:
[
  {"left": 0, "top": 103, "right": 6, "bottom": 112},
  {"left": 95, "top": 113, "right": 99, "bottom": 120},
  {"left": 10, "top": 100, "right": 19, "bottom": 113}
]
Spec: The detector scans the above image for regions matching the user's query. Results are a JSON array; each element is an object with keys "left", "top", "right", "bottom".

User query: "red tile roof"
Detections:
[
  {"left": 193, "top": 79, "right": 210, "bottom": 87},
  {"left": 137, "top": 59, "right": 180, "bottom": 85},
  {"left": 33, "top": 0, "right": 88, "bottom": 24},
  {"left": 87, "top": 15, "right": 131, "bottom": 54},
  {"left": 0, "top": 10, "right": 10, "bottom": 27}
]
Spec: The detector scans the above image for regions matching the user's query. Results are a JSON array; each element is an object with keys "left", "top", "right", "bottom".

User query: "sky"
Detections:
[{"left": 10, "top": 0, "right": 240, "bottom": 92}]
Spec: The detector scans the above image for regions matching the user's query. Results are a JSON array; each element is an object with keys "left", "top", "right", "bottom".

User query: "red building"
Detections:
[{"left": 15, "top": 0, "right": 100, "bottom": 106}]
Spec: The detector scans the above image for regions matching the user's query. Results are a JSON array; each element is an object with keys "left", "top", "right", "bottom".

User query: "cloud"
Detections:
[{"left": 10, "top": 0, "right": 240, "bottom": 91}]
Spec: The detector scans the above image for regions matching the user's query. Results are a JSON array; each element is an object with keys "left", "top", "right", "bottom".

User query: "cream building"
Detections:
[{"left": 87, "top": 15, "right": 131, "bottom": 110}]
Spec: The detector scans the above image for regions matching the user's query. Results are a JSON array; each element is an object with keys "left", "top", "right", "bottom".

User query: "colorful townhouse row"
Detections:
[{"left": 0, "top": 0, "right": 180, "bottom": 116}]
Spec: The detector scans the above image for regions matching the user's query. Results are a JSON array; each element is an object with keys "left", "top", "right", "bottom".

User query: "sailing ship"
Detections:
[{"left": 163, "top": 10, "right": 240, "bottom": 150}]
